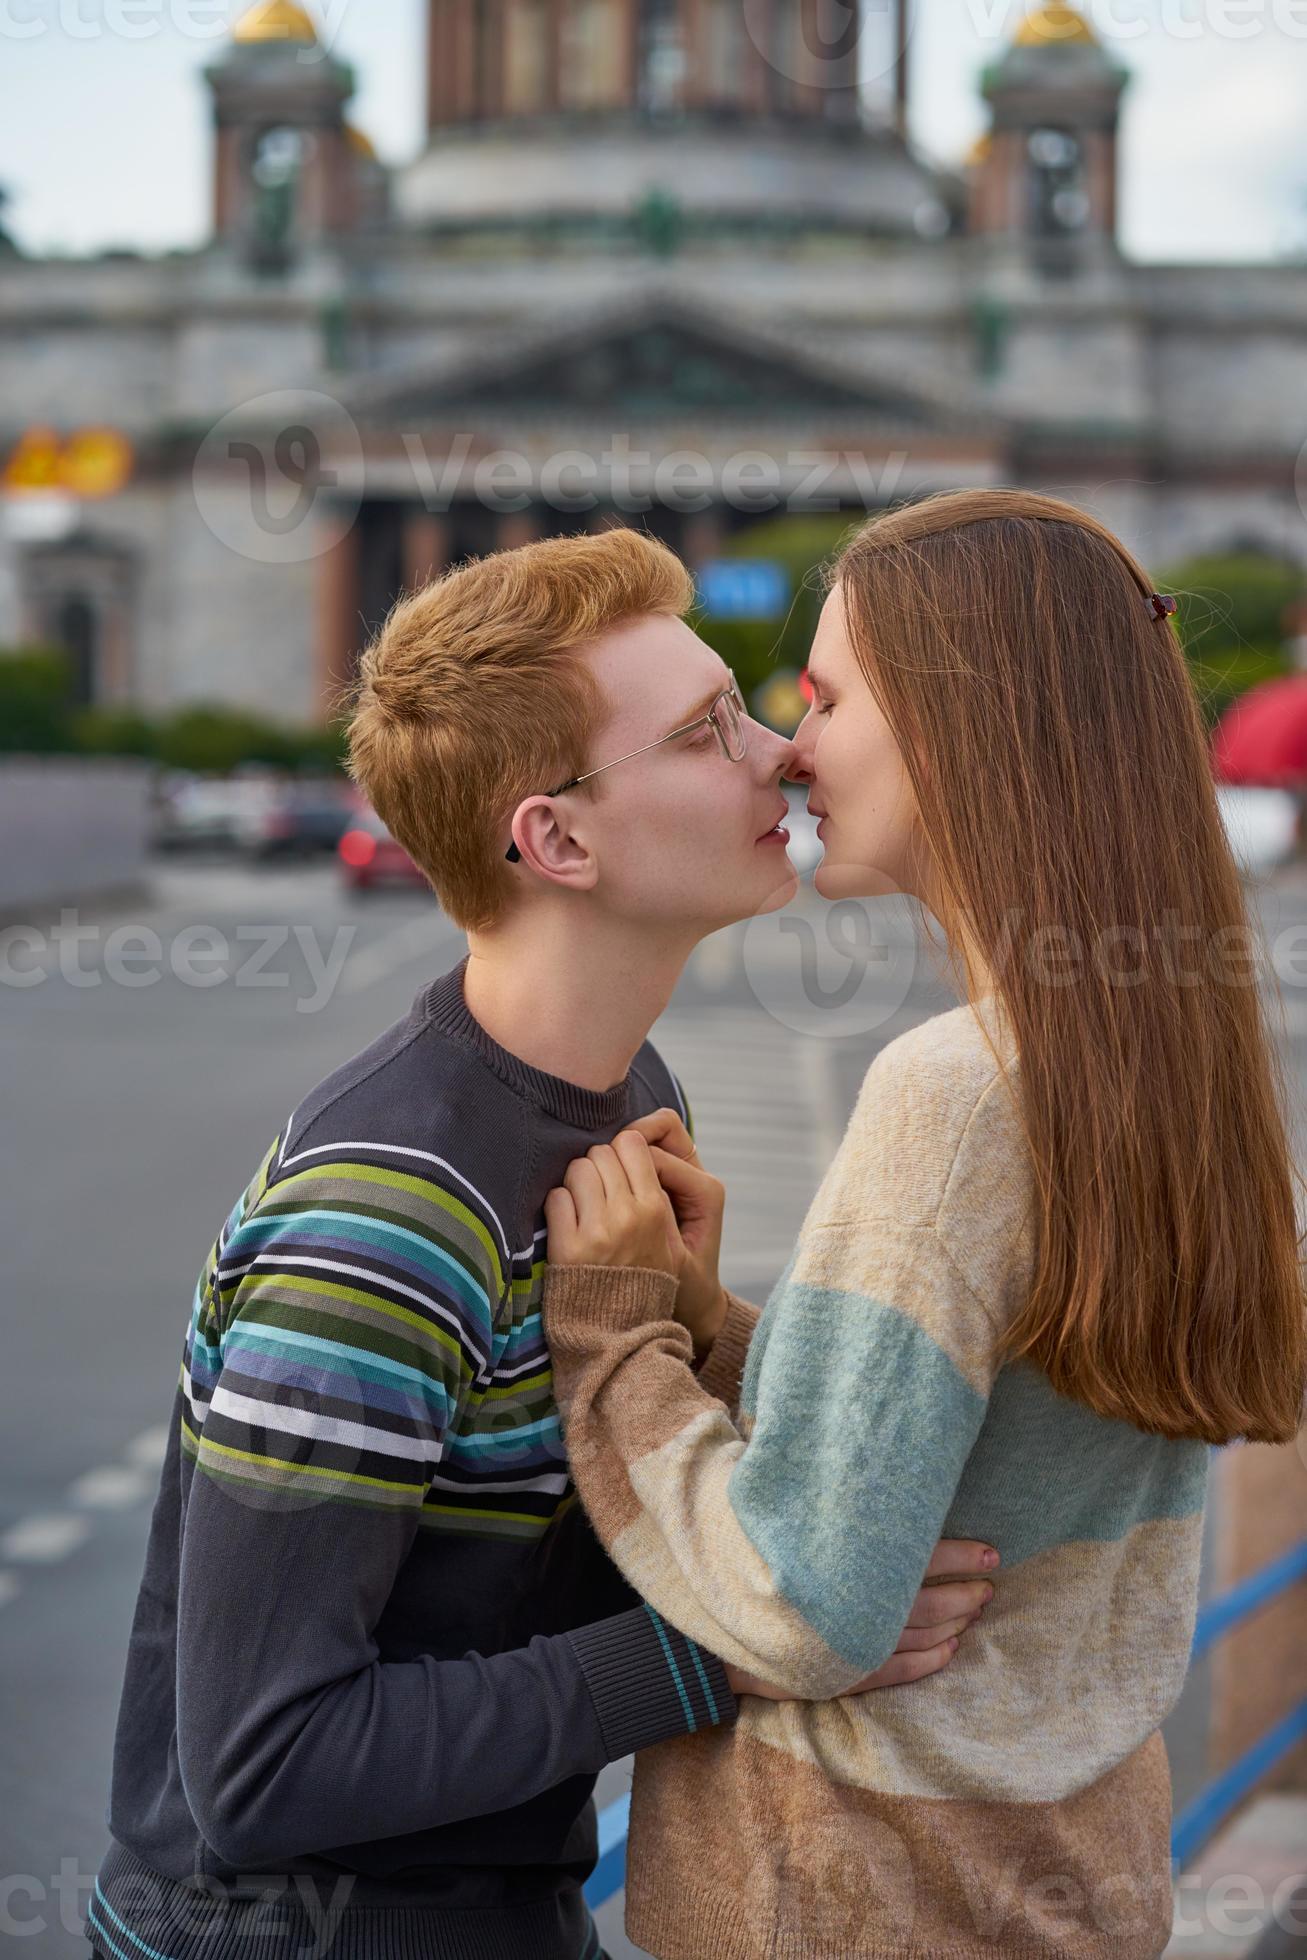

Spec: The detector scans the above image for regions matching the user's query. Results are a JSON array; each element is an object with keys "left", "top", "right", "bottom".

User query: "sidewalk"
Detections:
[{"left": 1167, "top": 1796, "right": 1307, "bottom": 1957}]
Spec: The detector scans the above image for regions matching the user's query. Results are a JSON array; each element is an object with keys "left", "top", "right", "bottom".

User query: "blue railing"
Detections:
[
  {"left": 584, "top": 1792, "right": 632, "bottom": 1912},
  {"left": 1171, "top": 1537, "right": 1307, "bottom": 1866},
  {"left": 585, "top": 1539, "right": 1307, "bottom": 1911}
]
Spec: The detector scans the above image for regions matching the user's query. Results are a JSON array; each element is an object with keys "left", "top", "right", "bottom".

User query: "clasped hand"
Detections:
[
  {"left": 544, "top": 1110, "right": 998, "bottom": 1700},
  {"left": 544, "top": 1108, "right": 728, "bottom": 1356}
]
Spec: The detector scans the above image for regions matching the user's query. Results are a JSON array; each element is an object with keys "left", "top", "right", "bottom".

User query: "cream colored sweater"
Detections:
[{"left": 544, "top": 996, "right": 1208, "bottom": 1959}]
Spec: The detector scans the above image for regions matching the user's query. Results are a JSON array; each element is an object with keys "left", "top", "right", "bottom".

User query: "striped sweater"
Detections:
[
  {"left": 543, "top": 994, "right": 1210, "bottom": 1960},
  {"left": 90, "top": 955, "right": 742, "bottom": 1960}
]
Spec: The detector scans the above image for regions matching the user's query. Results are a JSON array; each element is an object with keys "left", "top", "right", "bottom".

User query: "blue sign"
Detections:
[{"left": 697, "top": 560, "right": 790, "bottom": 621}]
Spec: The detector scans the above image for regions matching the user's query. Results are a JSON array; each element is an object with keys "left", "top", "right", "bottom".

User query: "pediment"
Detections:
[{"left": 349, "top": 299, "right": 972, "bottom": 431}]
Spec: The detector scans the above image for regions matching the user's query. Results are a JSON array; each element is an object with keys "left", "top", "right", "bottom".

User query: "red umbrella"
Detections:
[{"left": 1211, "top": 675, "right": 1307, "bottom": 787}]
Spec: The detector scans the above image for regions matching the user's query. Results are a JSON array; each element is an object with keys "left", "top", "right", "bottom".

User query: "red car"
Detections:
[{"left": 337, "top": 807, "right": 429, "bottom": 891}]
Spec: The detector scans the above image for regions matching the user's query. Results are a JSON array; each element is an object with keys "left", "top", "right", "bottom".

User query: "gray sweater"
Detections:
[{"left": 89, "top": 955, "right": 739, "bottom": 1960}]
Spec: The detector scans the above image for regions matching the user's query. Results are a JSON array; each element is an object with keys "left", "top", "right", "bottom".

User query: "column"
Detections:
[
  {"left": 315, "top": 504, "right": 363, "bottom": 723},
  {"left": 497, "top": 511, "right": 542, "bottom": 549},
  {"left": 681, "top": 508, "right": 725, "bottom": 570},
  {"left": 402, "top": 509, "right": 452, "bottom": 591}
]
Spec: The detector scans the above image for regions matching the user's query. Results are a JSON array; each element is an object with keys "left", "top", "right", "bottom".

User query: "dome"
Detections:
[
  {"left": 345, "top": 123, "right": 378, "bottom": 162},
  {"left": 1013, "top": 3, "right": 1099, "bottom": 46},
  {"left": 232, "top": 0, "right": 318, "bottom": 44}
]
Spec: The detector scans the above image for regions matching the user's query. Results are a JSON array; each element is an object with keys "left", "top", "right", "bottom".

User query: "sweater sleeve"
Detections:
[
  {"left": 543, "top": 1045, "right": 1028, "bottom": 1699},
  {"left": 173, "top": 1138, "right": 735, "bottom": 1870},
  {"left": 690, "top": 1289, "right": 760, "bottom": 1414}
]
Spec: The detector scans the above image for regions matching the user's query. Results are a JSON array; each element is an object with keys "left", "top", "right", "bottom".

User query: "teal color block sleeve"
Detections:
[
  {"left": 724, "top": 1228, "right": 997, "bottom": 1675},
  {"left": 544, "top": 1045, "right": 1028, "bottom": 1697}
]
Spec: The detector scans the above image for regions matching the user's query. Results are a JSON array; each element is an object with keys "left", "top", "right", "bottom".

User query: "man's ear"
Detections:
[{"left": 508, "top": 797, "right": 598, "bottom": 893}]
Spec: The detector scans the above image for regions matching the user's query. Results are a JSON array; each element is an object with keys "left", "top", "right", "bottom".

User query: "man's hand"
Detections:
[
  {"left": 723, "top": 1538, "right": 998, "bottom": 1700},
  {"left": 623, "top": 1108, "right": 725, "bottom": 1358}
]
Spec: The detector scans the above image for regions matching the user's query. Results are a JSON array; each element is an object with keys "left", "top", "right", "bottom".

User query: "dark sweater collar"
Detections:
[{"left": 422, "top": 954, "right": 637, "bottom": 1131}]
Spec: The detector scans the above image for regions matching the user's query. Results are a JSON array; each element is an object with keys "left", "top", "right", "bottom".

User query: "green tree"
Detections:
[
  {"left": 690, "top": 513, "right": 860, "bottom": 701},
  {"left": 1154, "top": 551, "right": 1304, "bottom": 730}
]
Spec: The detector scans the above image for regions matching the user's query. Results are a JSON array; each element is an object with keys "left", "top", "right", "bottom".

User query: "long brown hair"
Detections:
[{"left": 832, "top": 488, "right": 1307, "bottom": 1446}]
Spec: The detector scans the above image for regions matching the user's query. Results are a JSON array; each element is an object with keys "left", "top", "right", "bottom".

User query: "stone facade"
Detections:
[{"left": 0, "top": 0, "right": 1304, "bottom": 727}]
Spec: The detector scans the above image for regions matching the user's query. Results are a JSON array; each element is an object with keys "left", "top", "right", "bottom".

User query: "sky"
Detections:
[{"left": 0, "top": 0, "right": 1304, "bottom": 264}]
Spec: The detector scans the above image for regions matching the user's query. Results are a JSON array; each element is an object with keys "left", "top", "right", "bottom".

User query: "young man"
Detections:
[{"left": 88, "top": 529, "right": 996, "bottom": 1960}]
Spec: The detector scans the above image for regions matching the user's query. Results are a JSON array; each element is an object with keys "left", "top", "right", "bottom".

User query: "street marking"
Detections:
[
  {"left": 67, "top": 1466, "right": 152, "bottom": 1510},
  {"left": 339, "top": 912, "right": 461, "bottom": 996},
  {"left": 1, "top": 1513, "right": 92, "bottom": 1563},
  {"left": 655, "top": 1008, "right": 826, "bottom": 1289},
  {"left": 0, "top": 1434, "right": 166, "bottom": 1599},
  {"left": 124, "top": 1426, "right": 169, "bottom": 1469}
]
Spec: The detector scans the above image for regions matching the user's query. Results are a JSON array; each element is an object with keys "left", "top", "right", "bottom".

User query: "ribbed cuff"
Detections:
[
  {"left": 692, "top": 1290, "right": 760, "bottom": 1407},
  {"left": 567, "top": 1602, "right": 738, "bottom": 1759},
  {"left": 543, "top": 1263, "right": 680, "bottom": 1345}
]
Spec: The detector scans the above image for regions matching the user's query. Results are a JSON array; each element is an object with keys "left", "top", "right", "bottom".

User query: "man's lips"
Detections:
[{"left": 757, "top": 805, "right": 791, "bottom": 842}]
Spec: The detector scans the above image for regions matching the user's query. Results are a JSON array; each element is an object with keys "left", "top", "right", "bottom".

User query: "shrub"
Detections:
[
  {"left": 0, "top": 646, "right": 75, "bottom": 752},
  {"left": 1155, "top": 552, "right": 1304, "bottom": 660},
  {"left": 0, "top": 646, "right": 347, "bottom": 775}
]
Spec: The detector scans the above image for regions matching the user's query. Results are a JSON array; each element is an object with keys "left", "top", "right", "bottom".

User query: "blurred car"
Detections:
[
  {"left": 150, "top": 774, "right": 279, "bottom": 853},
  {"left": 238, "top": 779, "right": 356, "bottom": 860},
  {"left": 1216, "top": 784, "right": 1302, "bottom": 877},
  {"left": 338, "top": 806, "right": 428, "bottom": 891}
]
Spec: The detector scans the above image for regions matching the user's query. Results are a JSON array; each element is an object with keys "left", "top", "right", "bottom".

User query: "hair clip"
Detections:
[{"left": 1148, "top": 593, "right": 1178, "bottom": 621}]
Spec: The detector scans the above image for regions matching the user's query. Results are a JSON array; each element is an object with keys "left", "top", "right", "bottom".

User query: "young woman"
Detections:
[{"left": 540, "top": 488, "right": 1307, "bottom": 1960}]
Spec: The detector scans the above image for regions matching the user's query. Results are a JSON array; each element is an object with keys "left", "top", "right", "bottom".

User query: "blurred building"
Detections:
[{"left": 0, "top": 0, "right": 1305, "bottom": 723}]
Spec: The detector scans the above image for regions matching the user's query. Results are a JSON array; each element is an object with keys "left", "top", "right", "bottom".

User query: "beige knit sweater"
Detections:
[{"left": 544, "top": 996, "right": 1208, "bottom": 1958}]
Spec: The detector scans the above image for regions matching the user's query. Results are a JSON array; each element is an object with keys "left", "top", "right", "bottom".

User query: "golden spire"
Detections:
[
  {"left": 344, "top": 123, "right": 378, "bottom": 161},
  {"left": 1013, "top": 3, "right": 1099, "bottom": 47},
  {"left": 232, "top": 0, "right": 318, "bottom": 44}
]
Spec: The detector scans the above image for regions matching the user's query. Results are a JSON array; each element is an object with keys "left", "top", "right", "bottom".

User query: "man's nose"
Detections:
[
  {"left": 765, "top": 731, "right": 801, "bottom": 782},
  {"left": 783, "top": 732, "right": 814, "bottom": 785}
]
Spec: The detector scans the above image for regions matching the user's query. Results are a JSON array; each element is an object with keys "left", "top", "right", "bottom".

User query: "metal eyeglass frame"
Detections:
[{"left": 505, "top": 671, "right": 748, "bottom": 863}]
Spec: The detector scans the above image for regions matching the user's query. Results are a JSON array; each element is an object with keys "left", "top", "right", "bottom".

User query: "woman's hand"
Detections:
[
  {"left": 623, "top": 1109, "right": 727, "bottom": 1357},
  {"left": 725, "top": 1637, "right": 961, "bottom": 1701},
  {"left": 722, "top": 1538, "right": 997, "bottom": 1700},
  {"left": 545, "top": 1131, "right": 682, "bottom": 1280}
]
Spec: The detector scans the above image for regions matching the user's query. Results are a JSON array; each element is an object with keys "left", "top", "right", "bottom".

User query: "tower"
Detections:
[
  {"left": 969, "top": 2, "right": 1129, "bottom": 272},
  {"left": 205, "top": 1, "right": 388, "bottom": 269}
]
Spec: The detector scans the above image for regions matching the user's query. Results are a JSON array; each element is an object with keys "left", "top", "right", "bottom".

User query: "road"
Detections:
[{"left": 3, "top": 854, "right": 1306, "bottom": 1958}]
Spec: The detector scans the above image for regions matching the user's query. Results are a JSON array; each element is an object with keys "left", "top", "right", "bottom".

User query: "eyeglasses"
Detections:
[{"left": 505, "top": 671, "right": 749, "bottom": 863}]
